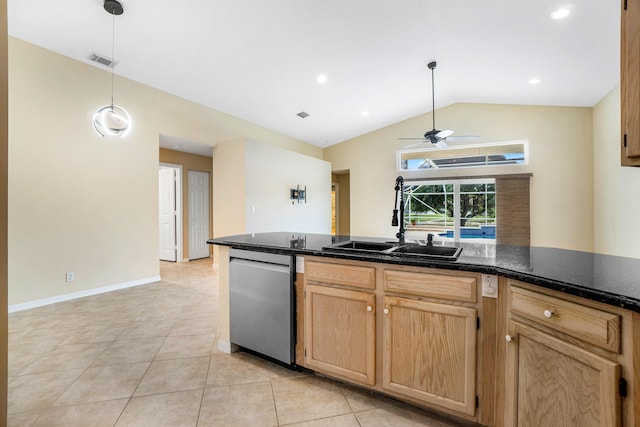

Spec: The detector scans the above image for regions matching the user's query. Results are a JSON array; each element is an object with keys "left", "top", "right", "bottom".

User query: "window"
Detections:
[
  {"left": 398, "top": 141, "right": 528, "bottom": 172},
  {"left": 403, "top": 178, "right": 496, "bottom": 242}
]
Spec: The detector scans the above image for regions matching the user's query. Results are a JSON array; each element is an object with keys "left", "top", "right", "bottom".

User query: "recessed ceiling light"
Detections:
[
  {"left": 361, "top": 111, "right": 370, "bottom": 117},
  {"left": 528, "top": 78, "right": 541, "bottom": 85},
  {"left": 316, "top": 74, "right": 328, "bottom": 84},
  {"left": 551, "top": 7, "right": 570, "bottom": 20}
]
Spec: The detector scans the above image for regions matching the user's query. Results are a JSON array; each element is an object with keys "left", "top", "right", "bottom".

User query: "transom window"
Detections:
[{"left": 398, "top": 140, "right": 528, "bottom": 172}]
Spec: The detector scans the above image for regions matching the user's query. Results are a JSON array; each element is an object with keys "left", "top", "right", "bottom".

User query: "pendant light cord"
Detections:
[
  {"left": 110, "top": 8, "right": 115, "bottom": 108},
  {"left": 431, "top": 66, "right": 435, "bottom": 130}
]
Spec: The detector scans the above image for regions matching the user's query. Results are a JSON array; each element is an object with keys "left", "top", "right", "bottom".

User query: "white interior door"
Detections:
[
  {"left": 189, "top": 170, "right": 210, "bottom": 260},
  {"left": 159, "top": 167, "right": 177, "bottom": 261}
]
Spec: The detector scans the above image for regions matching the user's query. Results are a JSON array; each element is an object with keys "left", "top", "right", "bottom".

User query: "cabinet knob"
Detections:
[
  {"left": 383, "top": 308, "right": 390, "bottom": 315},
  {"left": 366, "top": 305, "right": 373, "bottom": 312},
  {"left": 543, "top": 309, "right": 555, "bottom": 318},
  {"left": 505, "top": 335, "right": 513, "bottom": 343}
]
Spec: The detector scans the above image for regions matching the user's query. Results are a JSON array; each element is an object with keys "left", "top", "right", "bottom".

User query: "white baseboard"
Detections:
[
  {"left": 8, "top": 276, "right": 162, "bottom": 313},
  {"left": 217, "top": 340, "right": 239, "bottom": 354}
]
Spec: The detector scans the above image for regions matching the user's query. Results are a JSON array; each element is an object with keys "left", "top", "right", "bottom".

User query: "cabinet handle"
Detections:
[
  {"left": 505, "top": 335, "right": 513, "bottom": 343},
  {"left": 543, "top": 309, "right": 555, "bottom": 318},
  {"left": 383, "top": 308, "right": 390, "bottom": 315},
  {"left": 366, "top": 305, "right": 373, "bottom": 312}
]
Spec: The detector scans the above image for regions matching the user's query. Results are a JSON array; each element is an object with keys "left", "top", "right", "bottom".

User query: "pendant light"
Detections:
[{"left": 93, "top": 0, "right": 131, "bottom": 137}]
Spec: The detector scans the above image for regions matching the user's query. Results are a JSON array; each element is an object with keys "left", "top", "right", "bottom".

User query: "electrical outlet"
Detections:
[
  {"left": 66, "top": 272, "right": 75, "bottom": 282},
  {"left": 481, "top": 274, "right": 498, "bottom": 298}
]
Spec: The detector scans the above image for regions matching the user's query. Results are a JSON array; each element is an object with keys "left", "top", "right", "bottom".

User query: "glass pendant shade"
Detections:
[
  {"left": 93, "top": 104, "right": 131, "bottom": 137},
  {"left": 93, "top": 0, "right": 130, "bottom": 138}
]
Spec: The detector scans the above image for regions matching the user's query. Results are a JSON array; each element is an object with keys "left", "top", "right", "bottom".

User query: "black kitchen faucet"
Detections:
[{"left": 392, "top": 176, "right": 405, "bottom": 243}]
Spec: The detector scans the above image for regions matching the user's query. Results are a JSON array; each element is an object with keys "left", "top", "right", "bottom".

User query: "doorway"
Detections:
[
  {"left": 188, "top": 170, "right": 210, "bottom": 260},
  {"left": 332, "top": 171, "right": 350, "bottom": 236},
  {"left": 158, "top": 164, "right": 183, "bottom": 262}
]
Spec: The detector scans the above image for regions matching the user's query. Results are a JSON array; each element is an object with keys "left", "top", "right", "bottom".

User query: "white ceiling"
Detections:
[{"left": 8, "top": 0, "right": 620, "bottom": 148}]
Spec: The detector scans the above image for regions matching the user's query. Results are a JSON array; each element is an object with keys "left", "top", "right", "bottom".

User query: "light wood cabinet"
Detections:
[
  {"left": 304, "top": 284, "right": 376, "bottom": 385},
  {"left": 505, "top": 321, "right": 621, "bottom": 426},
  {"left": 302, "top": 257, "right": 484, "bottom": 422},
  {"left": 505, "top": 284, "right": 625, "bottom": 426},
  {"left": 621, "top": 0, "right": 640, "bottom": 166},
  {"left": 382, "top": 295, "right": 477, "bottom": 416}
]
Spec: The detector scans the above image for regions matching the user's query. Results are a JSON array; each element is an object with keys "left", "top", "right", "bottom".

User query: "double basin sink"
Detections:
[{"left": 322, "top": 240, "right": 462, "bottom": 261}]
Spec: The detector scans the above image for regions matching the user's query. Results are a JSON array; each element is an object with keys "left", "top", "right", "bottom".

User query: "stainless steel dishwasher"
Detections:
[{"left": 229, "top": 249, "right": 295, "bottom": 365}]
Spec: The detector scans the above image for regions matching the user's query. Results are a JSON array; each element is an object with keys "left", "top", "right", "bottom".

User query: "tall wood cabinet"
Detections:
[{"left": 621, "top": 0, "right": 640, "bottom": 166}]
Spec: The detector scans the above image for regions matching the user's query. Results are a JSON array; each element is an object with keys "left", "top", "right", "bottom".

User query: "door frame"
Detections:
[
  {"left": 159, "top": 162, "right": 183, "bottom": 262},
  {"left": 332, "top": 182, "right": 340, "bottom": 236}
]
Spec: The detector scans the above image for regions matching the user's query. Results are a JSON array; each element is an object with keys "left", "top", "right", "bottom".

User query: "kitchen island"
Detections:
[{"left": 209, "top": 232, "right": 640, "bottom": 427}]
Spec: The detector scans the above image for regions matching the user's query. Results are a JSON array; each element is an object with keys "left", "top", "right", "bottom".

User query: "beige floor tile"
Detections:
[
  {"left": 115, "top": 389, "right": 202, "bottom": 427},
  {"left": 339, "top": 384, "right": 398, "bottom": 412},
  {"left": 134, "top": 356, "right": 209, "bottom": 396},
  {"left": 8, "top": 410, "right": 41, "bottom": 427},
  {"left": 155, "top": 333, "right": 216, "bottom": 360},
  {"left": 8, "top": 369, "right": 84, "bottom": 414},
  {"left": 59, "top": 324, "right": 127, "bottom": 345},
  {"left": 21, "top": 342, "right": 111, "bottom": 375},
  {"left": 271, "top": 376, "right": 352, "bottom": 425},
  {"left": 268, "top": 361, "right": 310, "bottom": 381},
  {"left": 198, "top": 381, "right": 277, "bottom": 427},
  {"left": 355, "top": 406, "right": 452, "bottom": 427},
  {"left": 55, "top": 362, "right": 150, "bottom": 405},
  {"left": 206, "top": 352, "right": 270, "bottom": 387},
  {"left": 169, "top": 317, "right": 217, "bottom": 336},
  {"left": 118, "top": 319, "right": 176, "bottom": 340},
  {"left": 281, "top": 413, "right": 361, "bottom": 427},
  {"left": 9, "top": 328, "right": 78, "bottom": 356},
  {"left": 91, "top": 337, "right": 164, "bottom": 366},
  {"left": 31, "top": 399, "right": 129, "bottom": 427}
]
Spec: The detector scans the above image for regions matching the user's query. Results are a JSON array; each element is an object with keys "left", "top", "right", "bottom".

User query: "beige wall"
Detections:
[
  {"left": 159, "top": 148, "right": 213, "bottom": 260},
  {"left": 8, "top": 38, "right": 317, "bottom": 306},
  {"left": 324, "top": 103, "right": 594, "bottom": 252},
  {"left": 593, "top": 86, "right": 640, "bottom": 258},
  {"left": 244, "top": 140, "right": 332, "bottom": 234},
  {"left": 1, "top": 0, "right": 8, "bottom": 422}
]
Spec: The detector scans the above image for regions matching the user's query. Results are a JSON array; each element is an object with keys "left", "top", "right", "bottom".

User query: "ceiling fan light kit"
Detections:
[
  {"left": 399, "top": 60, "right": 478, "bottom": 149},
  {"left": 93, "top": 0, "right": 131, "bottom": 138}
]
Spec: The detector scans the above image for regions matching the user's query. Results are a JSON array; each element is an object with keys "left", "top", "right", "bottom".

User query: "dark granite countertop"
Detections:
[{"left": 208, "top": 232, "right": 640, "bottom": 313}]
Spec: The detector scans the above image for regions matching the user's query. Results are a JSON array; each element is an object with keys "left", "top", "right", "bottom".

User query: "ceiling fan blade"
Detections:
[
  {"left": 434, "top": 140, "right": 448, "bottom": 149},
  {"left": 398, "top": 137, "right": 427, "bottom": 140},
  {"left": 402, "top": 142, "right": 428, "bottom": 149},
  {"left": 445, "top": 135, "right": 480, "bottom": 141},
  {"left": 436, "top": 129, "right": 454, "bottom": 139}
]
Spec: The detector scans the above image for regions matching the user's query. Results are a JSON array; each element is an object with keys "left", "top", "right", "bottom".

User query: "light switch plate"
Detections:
[{"left": 481, "top": 274, "right": 498, "bottom": 298}]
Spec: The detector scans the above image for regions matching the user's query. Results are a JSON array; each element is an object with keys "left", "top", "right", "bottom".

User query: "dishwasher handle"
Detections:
[{"left": 230, "top": 258, "right": 291, "bottom": 274}]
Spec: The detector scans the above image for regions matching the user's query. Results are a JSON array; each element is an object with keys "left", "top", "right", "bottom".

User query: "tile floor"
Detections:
[{"left": 7, "top": 258, "right": 469, "bottom": 426}]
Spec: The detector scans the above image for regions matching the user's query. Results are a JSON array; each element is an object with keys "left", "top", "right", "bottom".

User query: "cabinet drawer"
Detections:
[
  {"left": 305, "top": 261, "right": 375, "bottom": 289},
  {"left": 510, "top": 286, "right": 621, "bottom": 353},
  {"left": 384, "top": 270, "right": 477, "bottom": 303}
]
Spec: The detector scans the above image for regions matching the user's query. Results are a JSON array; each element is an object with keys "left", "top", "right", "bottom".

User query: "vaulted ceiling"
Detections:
[{"left": 8, "top": 0, "right": 619, "bottom": 147}]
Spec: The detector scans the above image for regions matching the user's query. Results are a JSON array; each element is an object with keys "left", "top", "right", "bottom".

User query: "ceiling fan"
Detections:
[{"left": 399, "top": 61, "right": 479, "bottom": 149}]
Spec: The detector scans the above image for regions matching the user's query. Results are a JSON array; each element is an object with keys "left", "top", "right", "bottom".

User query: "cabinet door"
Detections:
[
  {"left": 382, "top": 296, "right": 477, "bottom": 416},
  {"left": 305, "top": 284, "right": 376, "bottom": 385},
  {"left": 505, "top": 321, "right": 622, "bottom": 427},
  {"left": 621, "top": 0, "right": 640, "bottom": 165}
]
